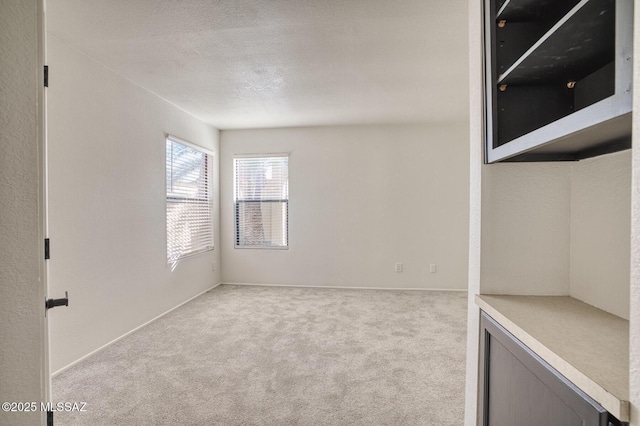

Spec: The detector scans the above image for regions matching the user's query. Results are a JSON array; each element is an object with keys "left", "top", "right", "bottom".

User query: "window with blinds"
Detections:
[
  {"left": 234, "top": 155, "right": 289, "bottom": 249},
  {"left": 166, "top": 136, "right": 213, "bottom": 263}
]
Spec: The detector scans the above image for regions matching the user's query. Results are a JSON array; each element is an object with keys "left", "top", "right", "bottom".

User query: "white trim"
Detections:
[
  {"left": 233, "top": 152, "right": 290, "bottom": 159},
  {"left": 167, "top": 246, "right": 214, "bottom": 265},
  {"left": 221, "top": 282, "right": 467, "bottom": 292},
  {"left": 233, "top": 245, "right": 289, "bottom": 250},
  {"left": 165, "top": 133, "right": 216, "bottom": 156},
  {"left": 51, "top": 282, "right": 222, "bottom": 377}
]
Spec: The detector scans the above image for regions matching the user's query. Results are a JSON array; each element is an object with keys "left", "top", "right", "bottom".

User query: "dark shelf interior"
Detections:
[
  {"left": 497, "top": 0, "right": 579, "bottom": 22},
  {"left": 496, "top": 0, "right": 509, "bottom": 14},
  {"left": 495, "top": 23, "right": 545, "bottom": 75},
  {"left": 499, "top": 0, "right": 615, "bottom": 85},
  {"left": 495, "top": 0, "right": 581, "bottom": 65},
  {"left": 495, "top": 62, "right": 615, "bottom": 147},
  {"left": 485, "top": 0, "right": 631, "bottom": 162}
]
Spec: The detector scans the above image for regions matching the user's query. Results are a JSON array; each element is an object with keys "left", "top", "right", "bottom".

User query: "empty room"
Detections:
[{"left": 2, "top": 1, "right": 640, "bottom": 426}]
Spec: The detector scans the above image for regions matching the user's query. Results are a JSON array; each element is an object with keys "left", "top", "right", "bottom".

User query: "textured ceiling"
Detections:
[{"left": 47, "top": 0, "right": 469, "bottom": 130}]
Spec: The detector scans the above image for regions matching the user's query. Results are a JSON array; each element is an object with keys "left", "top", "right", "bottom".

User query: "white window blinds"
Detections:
[
  {"left": 166, "top": 137, "right": 213, "bottom": 263},
  {"left": 234, "top": 155, "right": 289, "bottom": 248}
]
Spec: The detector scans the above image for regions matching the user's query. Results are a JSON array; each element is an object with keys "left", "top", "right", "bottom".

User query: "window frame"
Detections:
[
  {"left": 165, "top": 134, "right": 215, "bottom": 263},
  {"left": 233, "top": 153, "right": 289, "bottom": 250}
]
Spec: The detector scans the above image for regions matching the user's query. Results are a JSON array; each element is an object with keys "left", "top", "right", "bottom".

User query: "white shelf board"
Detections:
[{"left": 476, "top": 294, "right": 629, "bottom": 421}]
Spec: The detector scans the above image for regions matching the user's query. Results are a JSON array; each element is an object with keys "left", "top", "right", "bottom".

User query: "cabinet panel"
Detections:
[
  {"left": 478, "top": 312, "right": 623, "bottom": 425},
  {"left": 488, "top": 337, "right": 584, "bottom": 425}
]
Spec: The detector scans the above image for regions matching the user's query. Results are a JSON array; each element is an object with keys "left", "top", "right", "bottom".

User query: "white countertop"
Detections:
[{"left": 476, "top": 294, "right": 629, "bottom": 422}]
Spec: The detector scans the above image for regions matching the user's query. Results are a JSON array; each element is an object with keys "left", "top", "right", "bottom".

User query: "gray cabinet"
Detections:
[
  {"left": 484, "top": 0, "right": 633, "bottom": 163},
  {"left": 478, "top": 312, "right": 625, "bottom": 426}
]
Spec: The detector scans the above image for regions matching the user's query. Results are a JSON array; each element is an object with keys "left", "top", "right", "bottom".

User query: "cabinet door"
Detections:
[{"left": 479, "top": 312, "right": 611, "bottom": 426}]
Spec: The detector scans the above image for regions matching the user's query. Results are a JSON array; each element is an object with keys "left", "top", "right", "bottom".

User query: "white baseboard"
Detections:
[
  {"left": 221, "top": 282, "right": 467, "bottom": 292},
  {"left": 52, "top": 282, "right": 222, "bottom": 377}
]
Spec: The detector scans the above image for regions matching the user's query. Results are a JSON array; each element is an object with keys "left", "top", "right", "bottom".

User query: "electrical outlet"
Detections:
[
  {"left": 211, "top": 261, "right": 216, "bottom": 272},
  {"left": 395, "top": 262, "right": 403, "bottom": 273},
  {"left": 430, "top": 264, "right": 437, "bottom": 273}
]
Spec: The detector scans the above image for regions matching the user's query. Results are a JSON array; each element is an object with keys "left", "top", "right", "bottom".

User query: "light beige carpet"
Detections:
[{"left": 53, "top": 285, "right": 467, "bottom": 425}]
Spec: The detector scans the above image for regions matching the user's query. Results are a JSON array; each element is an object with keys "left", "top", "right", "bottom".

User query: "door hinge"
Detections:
[
  {"left": 47, "top": 410, "right": 53, "bottom": 426},
  {"left": 45, "top": 238, "right": 50, "bottom": 260},
  {"left": 44, "top": 65, "right": 48, "bottom": 87}
]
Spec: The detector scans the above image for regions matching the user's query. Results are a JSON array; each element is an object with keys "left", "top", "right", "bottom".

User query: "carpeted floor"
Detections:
[{"left": 53, "top": 285, "right": 467, "bottom": 425}]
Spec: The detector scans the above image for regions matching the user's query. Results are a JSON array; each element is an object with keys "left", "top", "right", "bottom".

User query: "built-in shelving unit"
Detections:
[
  {"left": 484, "top": 0, "right": 633, "bottom": 162},
  {"left": 469, "top": 0, "right": 636, "bottom": 424},
  {"left": 476, "top": 294, "right": 629, "bottom": 422}
]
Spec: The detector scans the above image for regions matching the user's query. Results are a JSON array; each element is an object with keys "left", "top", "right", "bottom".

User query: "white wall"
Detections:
[
  {"left": 477, "top": 152, "right": 632, "bottom": 316},
  {"left": 463, "top": 0, "right": 483, "bottom": 421},
  {"left": 0, "top": 1, "right": 47, "bottom": 424},
  {"left": 221, "top": 124, "right": 469, "bottom": 290},
  {"left": 570, "top": 150, "right": 631, "bottom": 320},
  {"left": 47, "top": 37, "right": 221, "bottom": 373},
  {"left": 480, "top": 163, "right": 572, "bottom": 295}
]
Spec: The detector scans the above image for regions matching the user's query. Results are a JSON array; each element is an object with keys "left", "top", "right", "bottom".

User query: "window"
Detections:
[
  {"left": 166, "top": 136, "right": 213, "bottom": 263},
  {"left": 234, "top": 155, "right": 289, "bottom": 249}
]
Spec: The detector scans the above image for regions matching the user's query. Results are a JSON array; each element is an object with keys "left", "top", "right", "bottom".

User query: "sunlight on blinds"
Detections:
[
  {"left": 166, "top": 137, "right": 213, "bottom": 264},
  {"left": 234, "top": 155, "right": 288, "bottom": 248}
]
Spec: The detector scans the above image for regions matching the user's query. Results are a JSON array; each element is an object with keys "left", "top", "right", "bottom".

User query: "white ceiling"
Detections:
[{"left": 47, "top": 0, "right": 469, "bottom": 130}]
